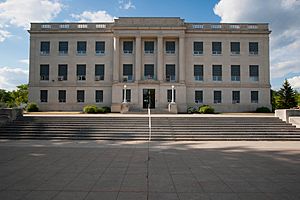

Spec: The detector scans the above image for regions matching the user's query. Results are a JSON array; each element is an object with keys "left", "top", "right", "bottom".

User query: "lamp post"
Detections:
[
  {"left": 123, "top": 85, "right": 127, "bottom": 103},
  {"left": 171, "top": 85, "right": 175, "bottom": 103}
]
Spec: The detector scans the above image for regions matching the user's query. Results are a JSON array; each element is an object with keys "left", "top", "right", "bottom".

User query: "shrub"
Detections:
[
  {"left": 256, "top": 107, "right": 271, "bottom": 113},
  {"left": 187, "top": 106, "right": 198, "bottom": 114},
  {"left": 102, "top": 106, "right": 111, "bottom": 113},
  {"left": 199, "top": 105, "right": 214, "bottom": 114},
  {"left": 27, "top": 102, "right": 39, "bottom": 112},
  {"left": 83, "top": 105, "right": 98, "bottom": 113}
]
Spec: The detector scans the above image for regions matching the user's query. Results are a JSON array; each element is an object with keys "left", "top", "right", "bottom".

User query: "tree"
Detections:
[
  {"left": 0, "top": 84, "right": 28, "bottom": 108},
  {"left": 277, "top": 79, "right": 297, "bottom": 109}
]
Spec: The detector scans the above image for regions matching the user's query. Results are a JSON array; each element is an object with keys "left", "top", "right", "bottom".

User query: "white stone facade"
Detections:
[{"left": 28, "top": 17, "right": 271, "bottom": 112}]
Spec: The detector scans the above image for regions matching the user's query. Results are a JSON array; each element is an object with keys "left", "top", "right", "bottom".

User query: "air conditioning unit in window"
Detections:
[
  {"left": 232, "top": 100, "right": 240, "bottom": 104},
  {"left": 58, "top": 76, "right": 64, "bottom": 81},
  {"left": 195, "top": 100, "right": 203, "bottom": 104},
  {"left": 123, "top": 76, "right": 128, "bottom": 82},
  {"left": 95, "top": 75, "right": 104, "bottom": 81}
]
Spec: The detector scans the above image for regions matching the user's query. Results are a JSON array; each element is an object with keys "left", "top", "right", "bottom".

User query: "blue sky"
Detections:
[{"left": 0, "top": 0, "right": 299, "bottom": 91}]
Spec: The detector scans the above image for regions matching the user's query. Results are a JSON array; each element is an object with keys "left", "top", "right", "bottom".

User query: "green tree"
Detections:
[
  {"left": 277, "top": 79, "right": 297, "bottom": 109},
  {"left": 9, "top": 84, "right": 28, "bottom": 107},
  {"left": 0, "top": 89, "right": 12, "bottom": 103}
]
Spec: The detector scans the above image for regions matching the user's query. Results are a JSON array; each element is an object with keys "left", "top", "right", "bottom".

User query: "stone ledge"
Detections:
[
  {"left": 0, "top": 108, "right": 23, "bottom": 126},
  {"left": 275, "top": 109, "right": 300, "bottom": 122}
]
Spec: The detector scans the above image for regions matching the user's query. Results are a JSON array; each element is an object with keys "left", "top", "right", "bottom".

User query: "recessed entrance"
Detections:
[{"left": 143, "top": 89, "right": 155, "bottom": 109}]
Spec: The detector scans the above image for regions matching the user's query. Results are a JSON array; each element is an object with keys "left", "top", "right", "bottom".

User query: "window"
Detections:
[
  {"left": 95, "top": 64, "right": 105, "bottom": 81},
  {"left": 249, "top": 65, "right": 259, "bottom": 81},
  {"left": 232, "top": 91, "right": 240, "bottom": 104},
  {"left": 123, "top": 64, "right": 133, "bottom": 82},
  {"left": 212, "top": 65, "right": 222, "bottom": 81},
  {"left": 123, "top": 41, "right": 133, "bottom": 54},
  {"left": 230, "top": 42, "right": 240, "bottom": 55},
  {"left": 77, "top": 90, "right": 85, "bottom": 103},
  {"left": 144, "top": 41, "right": 154, "bottom": 54},
  {"left": 195, "top": 91, "right": 203, "bottom": 104},
  {"left": 58, "top": 64, "right": 68, "bottom": 81},
  {"left": 40, "top": 90, "right": 48, "bottom": 103},
  {"left": 95, "top": 90, "right": 103, "bottom": 103},
  {"left": 251, "top": 91, "right": 258, "bottom": 103},
  {"left": 144, "top": 64, "right": 155, "bottom": 80},
  {"left": 96, "top": 24, "right": 106, "bottom": 29},
  {"left": 166, "top": 64, "right": 176, "bottom": 82},
  {"left": 59, "top": 41, "right": 68, "bottom": 55},
  {"left": 194, "top": 65, "right": 203, "bottom": 81},
  {"left": 59, "top": 24, "right": 69, "bottom": 29},
  {"left": 214, "top": 91, "right": 222, "bottom": 104},
  {"left": 77, "top": 41, "right": 86, "bottom": 55},
  {"left": 249, "top": 42, "right": 258, "bottom": 55},
  {"left": 40, "top": 64, "right": 49, "bottom": 80},
  {"left": 167, "top": 89, "right": 176, "bottom": 102},
  {"left": 77, "top": 64, "right": 86, "bottom": 81},
  {"left": 193, "top": 42, "right": 203, "bottom": 55},
  {"left": 40, "top": 41, "right": 50, "bottom": 55},
  {"left": 212, "top": 42, "right": 222, "bottom": 55},
  {"left": 166, "top": 41, "right": 175, "bottom": 54},
  {"left": 95, "top": 41, "right": 105, "bottom": 55},
  {"left": 58, "top": 90, "right": 66, "bottom": 103},
  {"left": 122, "top": 89, "right": 131, "bottom": 102},
  {"left": 231, "top": 65, "right": 240, "bottom": 81}
]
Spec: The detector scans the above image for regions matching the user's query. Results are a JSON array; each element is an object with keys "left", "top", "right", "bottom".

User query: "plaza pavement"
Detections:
[{"left": 0, "top": 140, "right": 299, "bottom": 200}]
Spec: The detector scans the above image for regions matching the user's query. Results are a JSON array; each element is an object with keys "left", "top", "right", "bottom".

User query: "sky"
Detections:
[{"left": 0, "top": 0, "right": 299, "bottom": 91}]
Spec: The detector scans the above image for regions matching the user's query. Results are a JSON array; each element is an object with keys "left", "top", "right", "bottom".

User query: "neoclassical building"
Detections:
[{"left": 28, "top": 17, "right": 271, "bottom": 112}]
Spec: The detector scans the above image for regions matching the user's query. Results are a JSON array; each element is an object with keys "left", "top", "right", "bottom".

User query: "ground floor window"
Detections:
[
  {"left": 214, "top": 91, "right": 222, "bottom": 104},
  {"left": 195, "top": 90, "right": 203, "bottom": 103},
  {"left": 58, "top": 90, "right": 66, "bottom": 103},
  {"left": 122, "top": 89, "right": 131, "bottom": 102},
  {"left": 95, "top": 90, "right": 103, "bottom": 103},
  {"left": 77, "top": 90, "right": 85, "bottom": 103},
  {"left": 40, "top": 90, "right": 48, "bottom": 102},
  {"left": 251, "top": 91, "right": 259, "bottom": 103}
]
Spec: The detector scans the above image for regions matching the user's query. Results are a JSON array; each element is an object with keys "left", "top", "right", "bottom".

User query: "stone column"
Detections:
[
  {"left": 157, "top": 36, "right": 164, "bottom": 81},
  {"left": 113, "top": 37, "right": 120, "bottom": 82},
  {"left": 135, "top": 36, "right": 141, "bottom": 81},
  {"left": 179, "top": 36, "right": 185, "bottom": 83}
]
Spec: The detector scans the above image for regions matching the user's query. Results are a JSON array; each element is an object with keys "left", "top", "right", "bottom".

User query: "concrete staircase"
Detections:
[{"left": 0, "top": 116, "right": 300, "bottom": 141}]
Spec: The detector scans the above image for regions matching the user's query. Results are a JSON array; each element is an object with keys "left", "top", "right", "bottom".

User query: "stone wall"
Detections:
[{"left": 0, "top": 108, "right": 23, "bottom": 126}]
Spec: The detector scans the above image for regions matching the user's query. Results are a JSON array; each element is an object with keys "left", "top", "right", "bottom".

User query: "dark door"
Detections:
[{"left": 143, "top": 89, "right": 155, "bottom": 109}]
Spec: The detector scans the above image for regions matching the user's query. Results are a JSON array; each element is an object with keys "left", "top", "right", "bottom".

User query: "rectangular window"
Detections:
[
  {"left": 231, "top": 65, "right": 240, "bottom": 81},
  {"left": 212, "top": 42, "right": 222, "bottom": 55},
  {"left": 122, "top": 89, "right": 131, "bottom": 102},
  {"left": 193, "top": 42, "right": 203, "bottom": 55},
  {"left": 40, "top": 64, "right": 49, "bottom": 80},
  {"left": 95, "top": 64, "right": 105, "bottom": 81},
  {"left": 123, "top": 41, "right": 133, "bottom": 54},
  {"left": 166, "top": 64, "right": 176, "bottom": 82},
  {"left": 144, "top": 64, "right": 155, "bottom": 79},
  {"left": 167, "top": 89, "right": 176, "bottom": 102},
  {"left": 95, "top": 41, "right": 105, "bottom": 55},
  {"left": 123, "top": 64, "right": 133, "bottom": 82},
  {"left": 77, "top": 41, "right": 87, "bottom": 55},
  {"left": 249, "top": 65, "right": 259, "bottom": 81},
  {"left": 40, "top": 90, "right": 48, "bottom": 103},
  {"left": 232, "top": 91, "right": 240, "bottom": 104},
  {"left": 58, "top": 90, "right": 66, "bottom": 103},
  {"left": 95, "top": 90, "right": 103, "bottom": 103},
  {"left": 58, "top": 64, "right": 67, "bottom": 81},
  {"left": 194, "top": 65, "right": 203, "bottom": 81},
  {"left": 195, "top": 91, "right": 203, "bottom": 104},
  {"left": 144, "top": 41, "right": 154, "bottom": 54},
  {"left": 249, "top": 42, "right": 258, "bottom": 55},
  {"left": 230, "top": 42, "right": 240, "bottom": 55},
  {"left": 59, "top": 41, "right": 68, "bottom": 55},
  {"left": 214, "top": 91, "right": 222, "bottom": 104},
  {"left": 77, "top": 90, "right": 85, "bottom": 103},
  {"left": 40, "top": 41, "right": 50, "bottom": 55},
  {"left": 251, "top": 91, "right": 259, "bottom": 103},
  {"left": 77, "top": 64, "right": 86, "bottom": 81},
  {"left": 166, "top": 41, "right": 175, "bottom": 54},
  {"left": 212, "top": 65, "right": 222, "bottom": 81}
]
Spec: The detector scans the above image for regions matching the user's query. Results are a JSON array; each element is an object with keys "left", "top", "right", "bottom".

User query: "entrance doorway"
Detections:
[{"left": 143, "top": 89, "right": 155, "bottom": 109}]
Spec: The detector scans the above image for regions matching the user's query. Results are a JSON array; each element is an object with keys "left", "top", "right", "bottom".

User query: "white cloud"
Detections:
[
  {"left": 288, "top": 76, "right": 300, "bottom": 90},
  {"left": 71, "top": 11, "right": 114, "bottom": 22},
  {"left": 19, "top": 59, "right": 29, "bottom": 65},
  {"left": 0, "top": 67, "right": 28, "bottom": 91},
  {"left": 0, "top": 29, "right": 11, "bottom": 42},
  {"left": 119, "top": 0, "right": 135, "bottom": 10},
  {"left": 214, "top": 0, "right": 300, "bottom": 82}
]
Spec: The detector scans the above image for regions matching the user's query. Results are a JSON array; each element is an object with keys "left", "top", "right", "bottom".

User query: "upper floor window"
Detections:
[
  {"left": 95, "top": 90, "right": 103, "bottom": 103},
  {"left": 95, "top": 64, "right": 105, "bottom": 81},
  {"left": 123, "top": 41, "right": 133, "bottom": 54},
  {"left": 40, "top": 64, "right": 49, "bottom": 81},
  {"left": 122, "top": 89, "right": 131, "bottom": 102},
  {"left": 195, "top": 90, "right": 203, "bottom": 104},
  {"left": 249, "top": 65, "right": 259, "bottom": 81},
  {"left": 58, "top": 90, "right": 66, "bottom": 103},
  {"left": 167, "top": 89, "right": 176, "bottom": 102},
  {"left": 144, "top": 64, "right": 155, "bottom": 80},
  {"left": 230, "top": 42, "right": 240, "bottom": 55},
  {"left": 212, "top": 42, "right": 222, "bottom": 55},
  {"left": 231, "top": 65, "right": 240, "bottom": 81},
  {"left": 58, "top": 64, "right": 68, "bottom": 81},
  {"left": 251, "top": 91, "right": 259, "bottom": 103},
  {"left": 166, "top": 41, "right": 175, "bottom": 54},
  {"left": 59, "top": 41, "right": 68, "bottom": 55},
  {"left": 77, "top": 41, "right": 87, "bottom": 55},
  {"left": 194, "top": 65, "right": 203, "bottom": 81},
  {"left": 95, "top": 41, "right": 105, "bottom": 55},
  {"left": 166, "top": 64, "right": 176, "bottom": 82},
  {"left": 214, "top": 91, "right": 222, "bottom": 104},
  {"left": 77, "top": 64, "right": 86, "bottom": 81},
  {"left": 232, "top": 91, "right": 240, "bottom": 104},
  {"left": 144, "top": 41, "right": 154, "bottom": 54},
  {"left": 40, "top": 90, "right": 48, "bottom": 103},
  {"left": 77, "top": 90, "right": 85, "bottom": 103},
  {"left": 249, "top": 42, "right": 258, "bottom": 55},
  {"left": 123, "top": 64, "right": 133, "bottom": 82},
  {"left": 212, "top": 65, "right": 222, "bottom": 81},
  {"left": 40, "top": 41, "right": 50, "bottom": 55},
  {"left": 193, "top": 42, "right": 203, "bottom": 55}
]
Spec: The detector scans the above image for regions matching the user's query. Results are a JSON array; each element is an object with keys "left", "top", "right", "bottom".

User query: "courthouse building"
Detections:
[{"left": 28, "top": 17, "right": 271, "bottom": 112}]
